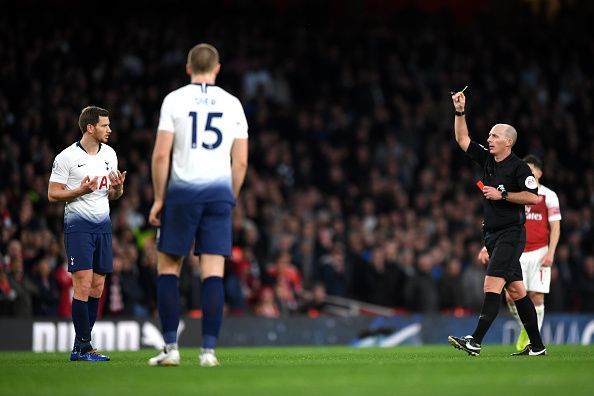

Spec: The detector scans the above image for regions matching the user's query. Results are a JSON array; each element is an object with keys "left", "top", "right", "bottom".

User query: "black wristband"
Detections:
[
  {"left": 501, "top": 190, "right": 508, "bottom": 201},
  {"left": 455, "top": 111, "right": 465, "bottom": 116}
]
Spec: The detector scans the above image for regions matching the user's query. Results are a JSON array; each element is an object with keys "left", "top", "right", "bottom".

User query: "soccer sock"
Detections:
[
  {"left": 201, "top": 276, "right": 224, "bottom": 350},
  {"left": 507, "top": 301, "right": 523, "bottom": 328},
  {"left": 88, "top": 296, "right": 100, "bottom": 331},
  {"left": 514, "top": 295, "right": 545, "bottom": 349},
  {"left": 535, "top": 304, "right": 545, "bottom": 331},
  {"left": 471, "top": 292, "right": 501, "bottom": 344},
  {"left": 157, "top": 274, "right": 180, "bottom": 345},
  {"left": 72, "top": 298, "right": 92, "bottom": 352}
]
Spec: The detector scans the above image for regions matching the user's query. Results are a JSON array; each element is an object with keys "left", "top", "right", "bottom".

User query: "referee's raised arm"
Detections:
[{"left": 452, "top": 92, "right": 470, "bottom": 152}]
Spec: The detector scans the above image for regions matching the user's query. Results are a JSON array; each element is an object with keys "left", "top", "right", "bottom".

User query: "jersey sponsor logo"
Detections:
[
  {"left": 525, "top": 175, "right": 537, "bottom": 189},
  {"left": 525, "top": 206, "right": 544, "bottom": 221},
  {"left": 82, "top": 175, "right": 110, "bottom": 190}
]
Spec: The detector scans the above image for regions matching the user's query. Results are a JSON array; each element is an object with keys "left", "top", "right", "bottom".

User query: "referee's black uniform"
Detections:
[
  {"left": 466, "top": 141, "right": 538, "bottom": 282},
  {"left": 448, "top": 94, "right": 546, "bottom": 355}
]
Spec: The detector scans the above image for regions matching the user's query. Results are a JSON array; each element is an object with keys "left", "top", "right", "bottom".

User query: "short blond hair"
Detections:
[{"left": 187, "top": 43, "right": 219, "bottom": 74}]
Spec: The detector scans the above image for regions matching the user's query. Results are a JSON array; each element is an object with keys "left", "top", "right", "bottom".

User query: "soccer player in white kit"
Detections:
[
  {"left": 148, "top": 43, "right": 248, "bottom": 367},
  {"left": 478, "top": 154, "right": 561, "bottom": 351},
  {"left": 48, "top": 106, "right": 126, "bottom": 361}
]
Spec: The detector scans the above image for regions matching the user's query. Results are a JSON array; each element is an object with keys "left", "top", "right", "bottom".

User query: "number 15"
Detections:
[{"left": 189, "top": 111, "right": 223, "bottom": 150}]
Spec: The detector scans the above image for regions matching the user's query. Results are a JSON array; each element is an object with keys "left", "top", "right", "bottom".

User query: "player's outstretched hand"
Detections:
[
  {"left": 149, "top": 201, "right": 163, "bottom": 226},
  {"left": 80, "top": 176, "right": 99, "bottom": 194}
]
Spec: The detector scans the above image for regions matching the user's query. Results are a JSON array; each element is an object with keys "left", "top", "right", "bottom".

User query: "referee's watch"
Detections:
[
  {"left": 501, "top": 190, "right": 508, "bottom": 201},
  {"left": 455, "top": 110, "right": 465, "bottom": 116}
]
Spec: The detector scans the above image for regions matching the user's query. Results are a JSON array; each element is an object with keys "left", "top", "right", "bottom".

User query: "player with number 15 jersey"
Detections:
[
  {"left": 158, "top": 82, "right": 248, "bottom": 207},
  {"left": 148, "top": 43, "right": 248, "bottom": 367}
]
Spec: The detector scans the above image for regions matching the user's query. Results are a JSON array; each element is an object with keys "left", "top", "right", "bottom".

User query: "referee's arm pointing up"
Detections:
[{"left": 452, "top": 92, "right": 470, "bottom": 152}]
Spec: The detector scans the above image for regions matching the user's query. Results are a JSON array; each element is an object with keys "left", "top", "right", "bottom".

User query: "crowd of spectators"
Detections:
[{"left": 1, "top": 1, "right": 593, "bottom": 318}]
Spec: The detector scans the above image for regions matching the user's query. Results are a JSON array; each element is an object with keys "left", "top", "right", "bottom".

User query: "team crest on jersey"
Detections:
[
  {"left": 105, "top": 161, "right": 110, "bottom": 171},
  {"left": 525, "top": 176, "right": 537, "bottom": 189},
  {"left": 52, "top": 161, "right": 57, "bottom": 170}
]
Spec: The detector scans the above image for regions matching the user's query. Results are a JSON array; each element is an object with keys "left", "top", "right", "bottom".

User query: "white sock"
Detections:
[
  {"left": 507, "top": 301, "right": 523, "bottom": 328},
  {"left": 535, "top": 304, "right": 545, "bottom": 331},
  {"left": 165, "top": 342, "right": 178, "bottom": 351}
]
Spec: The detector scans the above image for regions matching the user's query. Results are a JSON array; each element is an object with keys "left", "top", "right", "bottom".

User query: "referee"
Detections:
[{"left": 447, "top": 90, "right": 547, "bottom": 356}]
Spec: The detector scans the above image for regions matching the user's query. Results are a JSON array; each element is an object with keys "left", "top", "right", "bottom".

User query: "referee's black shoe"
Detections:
[
  {"left": 448, "top": 335, "right": 481, "bottom": 356},
  {"left": 511, "top": 344, "right": 547, "bottom": 356}
]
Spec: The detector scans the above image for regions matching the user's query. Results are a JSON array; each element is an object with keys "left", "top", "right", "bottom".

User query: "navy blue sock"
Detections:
[
  {"left": 201, "top": 276, "right": 224, "bottom": 349},
  {"left": 88, "top": 297, "right": 100, "bottom": 331},
  {"left": 157, "top": 274, "right": 179, "bottom": 344},
  {"left": 72, "top": 298, "right": 92, "bottom": 352}
]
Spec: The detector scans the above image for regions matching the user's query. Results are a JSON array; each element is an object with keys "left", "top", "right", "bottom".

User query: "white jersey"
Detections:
[
  {"left": 157, "top": 83, "right": 248, "bottom": 205},
  {"left": 50, "top": 142, "right": 118, "bottom": 233}
]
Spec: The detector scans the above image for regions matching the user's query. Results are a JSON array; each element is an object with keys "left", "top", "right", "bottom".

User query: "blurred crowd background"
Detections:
[{"left": 1, "top": 0, "right": 593, "bottom": 319}]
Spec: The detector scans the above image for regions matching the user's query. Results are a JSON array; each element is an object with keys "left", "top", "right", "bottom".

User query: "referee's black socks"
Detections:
[
  {"left": 471, "top": 292, "right": 501, "bottom": 344},
  {"left": 514, "top": 295, "right": 546, "bottom": 350}
]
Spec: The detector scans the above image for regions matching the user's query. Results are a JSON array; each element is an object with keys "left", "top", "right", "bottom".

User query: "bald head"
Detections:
[{"left": 493, "top": 123, "right": 517, "bottom": 146}]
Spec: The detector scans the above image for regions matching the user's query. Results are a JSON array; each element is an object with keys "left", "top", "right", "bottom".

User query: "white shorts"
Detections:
[{"left": 519, "top": 246, "right": 550, "bottom": 293}]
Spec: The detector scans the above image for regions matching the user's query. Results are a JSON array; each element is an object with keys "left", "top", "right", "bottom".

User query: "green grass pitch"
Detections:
[{"left": 1, "top": 345, "right": 593, "bottom": 396}]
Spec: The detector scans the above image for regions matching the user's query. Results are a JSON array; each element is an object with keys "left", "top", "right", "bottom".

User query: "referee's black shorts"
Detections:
[{"left": 483, "top": 225, "right": 525, "bottom": 283}]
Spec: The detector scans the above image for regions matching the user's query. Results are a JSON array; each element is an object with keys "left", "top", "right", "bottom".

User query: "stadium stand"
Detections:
[{"left": 1, "top": 0, "right": 593, "bottom": 318}]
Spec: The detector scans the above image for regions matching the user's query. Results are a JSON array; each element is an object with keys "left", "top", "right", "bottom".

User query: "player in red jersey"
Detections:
[{"left": 478, "top": 155, "right": 561, "bottom": 350}]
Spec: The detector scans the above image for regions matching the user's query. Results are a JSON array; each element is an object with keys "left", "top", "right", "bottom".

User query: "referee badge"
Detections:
[{"left": 525, "top": 176, "right": 537, "bottom": 189}]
